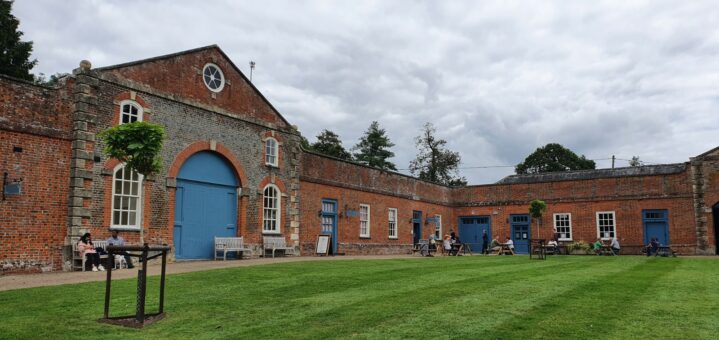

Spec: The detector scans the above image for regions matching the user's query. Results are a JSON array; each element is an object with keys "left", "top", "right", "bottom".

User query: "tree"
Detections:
[
  {"left": 0, "top": 0, "right": 37, "bottom": 81},
  {"left": 311, "top": 129, "right": 353, "bottom": 160},
  {"left": 629, "top": 156, "right": 642, "bottom": 167},
  {"left": 299, "top": 135, "right": 313, "bottom": 151},
  {"left": 352, "top": 121, "right": 396, "bottom": 170},
  {"left": 515, "top": 143, "right": 595, "bottom": 174},
  {"left": 409, "top": 122, "right": 467, "bottom": 186},
  {"left": 34, "top": 72, "right": 68, "bottom": 86},
  {"left": 529, "top": 199, "right": 547, "bottom": 238},
  {"left": 98, "top": 122, "right": 166, "bottom": 176},
  {"left": 99, "top": 121, "right": 164, "bottom": 244}
]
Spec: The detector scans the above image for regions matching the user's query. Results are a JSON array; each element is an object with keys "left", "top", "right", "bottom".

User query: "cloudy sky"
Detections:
[{"left": 14, "top": 0, "right": 719, "bottom": 184}]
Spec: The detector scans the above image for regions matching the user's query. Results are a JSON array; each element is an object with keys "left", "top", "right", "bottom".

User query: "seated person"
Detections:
[
  {"left": 505, "top": 237, "right": 514, "bottom": 253},
  {"left": 107, "top": 230, "right": 135, "bottom": 268},
  {"left": 78, "top": 233, "right": 105, "bottom": 272},
  {"left": 490, "top": 237, "right": 501, "bottom": 253},
  {"left": 443, "top": 234, "right": 452, "bottom": 255},
  {"left": 610, "top": 237, "right": 620, "bottom": 255},
  {"left": 593, "top": 239, "right": 603, "bottom": 255}
]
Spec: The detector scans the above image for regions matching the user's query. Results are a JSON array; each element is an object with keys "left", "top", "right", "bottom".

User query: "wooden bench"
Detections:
[
  {"left": 73, "top": 240, "right": 109, "bottom": 271},
  {"left": 214, "top": 237, "right": 253, "bottom": 260},
  {"left": 263, "top": 236, "right": 296, "bottom": 258}
]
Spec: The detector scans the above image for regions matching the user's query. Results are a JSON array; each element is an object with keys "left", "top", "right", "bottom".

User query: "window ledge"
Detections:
[
  {"left": 265, "top": 164, "right": 279, "bottom": 169},
  {"left": 389, "top": 237, "right": 398, "bottom": 240},
  {"left": 109, "top": 227, "right": 141, "bottom": 232},
  {"left": 360, "top": 236, "right": 371, "bottom": 239},
  {"left": 262, "top": 231, "right": 282, "bottom": 235}
]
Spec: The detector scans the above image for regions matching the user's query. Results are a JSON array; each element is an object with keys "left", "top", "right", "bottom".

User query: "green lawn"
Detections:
[{"left": 1, "top": 256, "right": 717, "bottom": 339}]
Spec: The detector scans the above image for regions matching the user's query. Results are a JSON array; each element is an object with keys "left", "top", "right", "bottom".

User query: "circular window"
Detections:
[{"left": 202, "top": 63, "right": 225, "bottom": 92}]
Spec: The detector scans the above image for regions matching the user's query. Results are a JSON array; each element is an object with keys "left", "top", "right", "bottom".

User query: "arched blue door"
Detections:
[{"left": 174, "top": 151, "right": 238, "bottom": 259}]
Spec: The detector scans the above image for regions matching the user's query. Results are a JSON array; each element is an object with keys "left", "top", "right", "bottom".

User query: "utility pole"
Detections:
[
  {"left": 249, "top": 61, "right": 256, "bottom": 82},
  {"left": 611, "top": 155, "right": 615, "bottom": 169}
]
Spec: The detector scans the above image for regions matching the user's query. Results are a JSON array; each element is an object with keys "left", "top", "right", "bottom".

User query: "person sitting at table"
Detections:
[
  {"left": 427, "top": 234, "right": 437, "bottom": 256},
  {"left": 490, "top": 237, "right": 501, "bottom": 253},
  {"left": 505, "top": 237, "right": 514, "bottom": 253},
  {"left": 443, "top": 234, "right": 452, "bottom": 255},
  {"left": 610, "top": 237, "right": 621, "bottom": 255},
  {"left": 547, "top": 239, "right": 558, "bottom": 254},
  {"left": 450, "top": 231, "right": 458, "bottom": 244},
  {"left": 593, "top": 239, "right": 603, "bottom": 255}
]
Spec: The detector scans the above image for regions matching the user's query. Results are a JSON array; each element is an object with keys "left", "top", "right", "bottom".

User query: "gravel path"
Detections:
[{"left": 0, "top": 255, "right": 412, "bottom": 292}]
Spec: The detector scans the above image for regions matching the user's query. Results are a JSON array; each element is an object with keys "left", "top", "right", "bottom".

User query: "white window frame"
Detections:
[
  {"left": 434, "top": 214, "right": 442, "bottom": 238},
  {"left": 596, "top": 211, "right": 616, "bottom": 240},
  {"left": 119, "top": 100, "right": 143, "bottom": 125},
  {"left": 262, "top": 184, "right": 281, "bottom": 234},
  {"left": 359, "top": 204, "right": 370, "bottom": 238},
  {"left": 553, "top": 213, "right": 572, "bottom": 241},
  {"left": 388, "top": 208, "right": 398, "bottom": 239},
  {"left": 110, "top": 164, "right": 143, "bottom": 230},
  {"left": 265, "top": 137, "right": 278, "bottom": 167},
  {"left": 202, "top": 63, "right": 225, "bottom": 92}
]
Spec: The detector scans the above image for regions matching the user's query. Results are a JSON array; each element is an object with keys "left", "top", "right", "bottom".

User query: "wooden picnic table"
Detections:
[
  {"left": 655, "top": 245, "right": 676, "bottom": 257},
  {"left": 599, "top": 244, "right": 616, "bottom": 256},
  {"left": 496, "top": 243, "right": 515, "bottom": 256}
]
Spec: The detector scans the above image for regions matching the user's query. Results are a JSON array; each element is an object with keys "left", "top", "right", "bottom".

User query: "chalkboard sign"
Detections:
[{"left": 316, "top": 235, "right": 331, "bottom": 256}]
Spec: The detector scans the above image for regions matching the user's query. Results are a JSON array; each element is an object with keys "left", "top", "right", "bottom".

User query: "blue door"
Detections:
[
  {"left": 321, "top": 199, "right": 338, "bottom": 254},
  {"left": 174, "top": 151, "right": 238, "bottom": 260},
  {"left": 643, "top": 210, "right": 669, "bottom": 246},
  {"left": 510, "top": 214, "right": 531, "bottom": 254},
  {"left": 412, "top": 211, "right": 422, "bottom": 245},
  {"left": 459, "top": 216, "right": 491, "bottom": 253}
]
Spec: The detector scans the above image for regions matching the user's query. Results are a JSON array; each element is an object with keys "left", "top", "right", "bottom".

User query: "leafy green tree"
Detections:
[
  {"left": 98, "top": 122, "right": 166, "bottom": 176},
  {"left": 33, "top": 72, "right": 67, "bottom": 86},
  {"left": 311, "top": 129, "right": 353, "bottom": 160},
  {"left": 352, "top": 121, "right": 396, "bottom": 170},
  {"left": 299, "top": 135, "right": 313, "bottom": 151},
  {"left": 409, "top": 122, "right": 467, "bottom": 186},
  {"left": 0, "top": 0, "right": 37, "bottom": 81},
  {"left": 515, "top": 143, "right": 595, "bottom": 174}
]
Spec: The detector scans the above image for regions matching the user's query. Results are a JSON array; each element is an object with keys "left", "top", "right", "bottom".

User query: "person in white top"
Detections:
[{"left": 505, "top": 237, "right": 514, "bottom": 250}]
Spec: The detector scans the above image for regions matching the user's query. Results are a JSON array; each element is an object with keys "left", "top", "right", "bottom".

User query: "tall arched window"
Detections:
[
  {"left": 111, "top": 165, "right": 143, "bottom": 229},
  {"left": 120, "top": 101, "right": 143, "bottom": 124},
  {"left": 265, "top": 138, "right": 278, "bottom": 166},
  {"left": 262, "top": 184, "right": 281, "bottom": 233}
]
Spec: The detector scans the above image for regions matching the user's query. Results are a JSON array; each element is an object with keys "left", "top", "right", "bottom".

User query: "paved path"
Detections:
[{"left": 0, "top": 255, "right": 411, "bottom": 292}]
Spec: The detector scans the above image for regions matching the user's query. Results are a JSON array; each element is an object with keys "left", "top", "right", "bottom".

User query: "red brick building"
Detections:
[{"left": 1, "top": 46, "right": 717, "bottom": 274}]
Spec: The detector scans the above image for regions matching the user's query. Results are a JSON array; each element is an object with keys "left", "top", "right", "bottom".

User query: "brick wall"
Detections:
[
  {"left": 79, "top": 60, "right": 301, "bottom": 258},
  {"left": 300, "top": 153, "right": 454, "bottom": 255},
  {"left": 0, "top": 76, "right": 73, "bottom": 273}
]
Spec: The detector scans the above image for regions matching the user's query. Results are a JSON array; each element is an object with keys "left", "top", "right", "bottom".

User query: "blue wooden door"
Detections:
[
  {"left": 174, "top": 151, "right": 238, "bottom": 260},
  {"left": 510, "top": 214, "right": 531, "bottom": 254},
  {"left": 459, "top": 216, "right": 491, "bottom": 253},
  {"left": 321, "top": 199, "right": 338, "bottom": 254},
  {"left": 643, "top": 210, "right": 669, "bottom": 246},
  {"left": 412, "top": 211, "right": 422, "bottom": 245}
]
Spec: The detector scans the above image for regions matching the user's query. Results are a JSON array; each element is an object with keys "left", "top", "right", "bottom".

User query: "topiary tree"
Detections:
[
  {"left": 529, "top": 199, "right": 547, "bottom": 239},
  {"left": 99, "top": 121, "right": 165, "bottom": 243},
  {"left": 98, "top": 122, "right": 165, "bottom": 177}
]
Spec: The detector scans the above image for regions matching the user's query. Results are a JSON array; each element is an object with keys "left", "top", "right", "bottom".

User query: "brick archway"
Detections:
[
  {"left": 166, "top": 141, "right": 248, "bottom": 237},
  {"left": 168, "top": 141, "right": 248, "bottom": 185}
]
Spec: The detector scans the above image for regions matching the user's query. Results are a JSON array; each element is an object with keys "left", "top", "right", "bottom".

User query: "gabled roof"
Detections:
[{"left": 94, "top": 44, "right": 293, "bottom": 128}]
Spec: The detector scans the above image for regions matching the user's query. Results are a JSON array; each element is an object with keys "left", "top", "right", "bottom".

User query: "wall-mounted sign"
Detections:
[
  {"left": 345, "top": 210, "right": 359, "bottom": 218},
  {"left": 4, "top": 183, "right": 21, "bottom": 196}
]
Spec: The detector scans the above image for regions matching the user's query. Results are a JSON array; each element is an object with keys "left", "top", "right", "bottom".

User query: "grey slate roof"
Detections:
[{"left": 496, "top": 163, "right": 687, "bottom": 184}]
